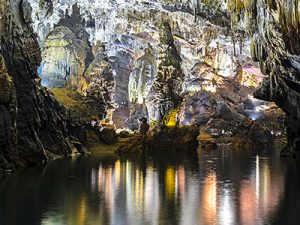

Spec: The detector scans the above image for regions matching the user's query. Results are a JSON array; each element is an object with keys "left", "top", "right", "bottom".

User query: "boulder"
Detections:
[{"left": 98, "top": 128, "right": 118, "bottom": 144}]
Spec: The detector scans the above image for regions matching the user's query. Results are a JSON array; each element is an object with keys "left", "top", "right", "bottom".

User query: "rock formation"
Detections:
[
  {"left": 40, "top": 26, "right": 87, "bottom": 88},
  {"left": 0, "top": 0, "right": 297, "bottom": 160},
  {"left": 146, "top": 22, "right": 184, "bottom": 122},
  {"left": 0, "top": 55, "right": 19, "bottom": 172},
  {"left": 84, "top": 42, "right": 116, "bottom": 120},
  {"left": 0, "top": 0, "right": 86, "bottom": 172},
  {"left": 128, "top": 44, "right": 156, "bottom": 128}
]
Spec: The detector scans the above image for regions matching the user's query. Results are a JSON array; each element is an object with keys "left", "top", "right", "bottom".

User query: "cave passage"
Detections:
[{"left": 1, "top": 0, "right": 300, "bottom": 225}]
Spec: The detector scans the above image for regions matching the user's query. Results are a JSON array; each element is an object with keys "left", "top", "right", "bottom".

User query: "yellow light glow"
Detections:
[
  {"left": 163, "top": 109, "right": 178, "bottom": 127},
  {"left": 78, "top": 196, "right": 87, "bottom": 225},
  {"left": 165, "top": 167, "right": 176, "bottom": 200},
  {"left": 79, "top": 77, "right": 88, "bottom": 94}
]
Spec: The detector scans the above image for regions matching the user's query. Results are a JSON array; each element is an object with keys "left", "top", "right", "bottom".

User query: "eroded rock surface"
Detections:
[
  {"left": 40, "top": 26, "right": 87, "bottom": 88},
  {"left": 0, "top": 0, "right": 87, "bottom": 172},
  {"left": 1, "top": 0, "right": 296, "bottom": 160}
]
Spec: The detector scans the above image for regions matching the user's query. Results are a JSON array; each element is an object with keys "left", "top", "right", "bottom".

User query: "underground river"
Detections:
[{"left": 1, "top": 145, "right": 300, "bottom": 225}]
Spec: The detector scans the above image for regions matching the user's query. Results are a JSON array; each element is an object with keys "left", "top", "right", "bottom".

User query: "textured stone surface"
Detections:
[
  {"left": 1, "top": 0, "right": 297, "bottom": 162},
  {"left": 146, "top": 22, "right": 184, "bottom": 122},
  {"left": 40, "top": 26, "right": 87, "bottom": 88},
  {"left": 115, "top": 125, "right": 199, "bottom": 154},
  {"left": 84, "top": 43, "right": 116, "bottom": 113},
  {"left": 0, "top": 0, "right": 86, "bottom": 171}
]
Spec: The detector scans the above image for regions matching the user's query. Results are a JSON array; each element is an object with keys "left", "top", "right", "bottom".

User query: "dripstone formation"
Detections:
[{"left": 1, "top": 0, "right": 299, "bottom": 169}]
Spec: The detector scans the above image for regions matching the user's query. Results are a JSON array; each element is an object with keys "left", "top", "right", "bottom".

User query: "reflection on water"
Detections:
[{"left": 1, "top": 148, "right": 300, "bottom": 225}]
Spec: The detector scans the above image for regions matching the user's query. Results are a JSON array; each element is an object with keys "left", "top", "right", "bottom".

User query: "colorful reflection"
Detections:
[{"left": 35, "top": 150, "right": 285, "bottom": 225}]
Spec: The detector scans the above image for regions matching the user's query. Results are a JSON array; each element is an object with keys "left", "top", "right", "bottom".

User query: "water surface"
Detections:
[{"left": 1, "top": 147, "right": 300, "bottom": 225}]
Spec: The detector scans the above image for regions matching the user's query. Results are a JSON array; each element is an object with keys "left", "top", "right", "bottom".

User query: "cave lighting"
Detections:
[
  {"left": 164, "top": 109, "right": 178, "bottom": 127},
  {"left": 165, "top": 167, "right": 176, "bottom": 200},
  {"left": 219, "top": 189, "right": 235, "bottom": 225},
  {"left": 137, "top": 95, "right": 144, "bottom": 104},
  {"left": 202, "top": 172, "right": 217, "bottom": 224},
  {"left": 204, "top": 84, "right": 217, "bottom": 93}
]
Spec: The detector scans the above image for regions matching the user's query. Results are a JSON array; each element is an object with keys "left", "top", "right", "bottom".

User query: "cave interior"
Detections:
[{"left": 0, "top": 0, "right": 299, "bottom": 170}]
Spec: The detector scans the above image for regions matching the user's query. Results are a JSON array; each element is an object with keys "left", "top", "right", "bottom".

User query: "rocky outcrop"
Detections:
[
  {"left": 40, "top": 26, "right": 87, "bottom": 88},
  {"left": 127, "top": 45, "right": 156, "bottom": 128},
  {"left": 0, "top": 55, "right": 19, "bottom": 172},
  {"left": 195, "top": 0, "right": 300, "bottom": 152},
  {"left": 146, "top": 22, "right": 184, "bottom": 122},
  {"left": 18, "top": 0, "right": 298, "bottom": 152},
  {"left": 115, "top": 125, "right": 199, "bottom": 154},
  {"left": 113, "top": 50, "right": 134, "bottom": 106},
  {"left": 129, "top": 44, "right": 156, "bottom": 105},
  {"left": 84, "top": 43, "right": 116, "bottom": 114},
  {"left": 0, "top": 0, "right": 86, "bottom": 172},
  {"left": 65, "top": 42, "right": 117, "bottom": 125}
]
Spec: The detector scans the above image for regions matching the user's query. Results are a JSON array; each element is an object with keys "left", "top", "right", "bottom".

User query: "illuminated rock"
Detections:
[
  {"left": 1, "top": 0, "right": 295, "bottom": 159},
  {"left": 40, "top": 26, "right": 87, "bottom": 88},
  {"left": 146, "top": 22, "right": 184, "bottom": 122},
  {"left": 0, "top": 0, "right": 88, "bottom": 171},
  {"left": 84, "top": 43, "right": 116, "bottom": 112},
  {"left": 128, "top": 45, "right": 156, "bottom": 126},
  {"left": 129, "top": 44, "right": 156, "bottom": 105}
]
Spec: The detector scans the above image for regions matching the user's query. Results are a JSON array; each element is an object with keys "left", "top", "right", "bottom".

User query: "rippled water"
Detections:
[{"left": 1, "top": 148, "right": 300, "bottom": 225}]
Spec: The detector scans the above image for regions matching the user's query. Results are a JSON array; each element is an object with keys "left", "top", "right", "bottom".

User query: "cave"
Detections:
[{"left": 0, "top": 0, "right": 300, "bottom": 224}]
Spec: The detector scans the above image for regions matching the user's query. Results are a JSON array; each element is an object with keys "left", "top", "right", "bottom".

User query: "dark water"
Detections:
[{"left": 1, "top": 148, "right": 300, "bottom": 225}]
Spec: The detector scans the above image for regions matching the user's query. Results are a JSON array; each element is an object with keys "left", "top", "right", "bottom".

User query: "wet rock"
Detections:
[
  {"left": 116, "top": 125, "right": 199, "bottom": 154},
  {"left": 199, "top": 117, "right": 275, "bottom": 150},
  {"left": 115, "top": 135, "right": 146, "bottom": 155},
  {"left": 117, "top": 130, "right": 133, "bottom": 138},
  {"left": 98, "top": 128, "right": 118, "bottom": 145},
  {"left": 0, "top": 55, "right": 18, "bottom": 170},
  {"left": 148, "top": 125, "right": 199, "bottom": 152}
]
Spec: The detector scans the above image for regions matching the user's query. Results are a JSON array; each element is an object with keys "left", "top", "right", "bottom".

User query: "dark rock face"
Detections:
[
  {"left": 115, "top": 125, "right": 199, "bottom": 154},
  {"left": 0, "top": 0, "right": 86, "bottom": 171},
  {"left": 0, "top": 56, "right": 19, "bottom": 171},
  {"left": 148, "top": 125, "right": 199, "bottom": 152},
  {"left": 97, "top": 128, "right": 118, "bottom": 145}
]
